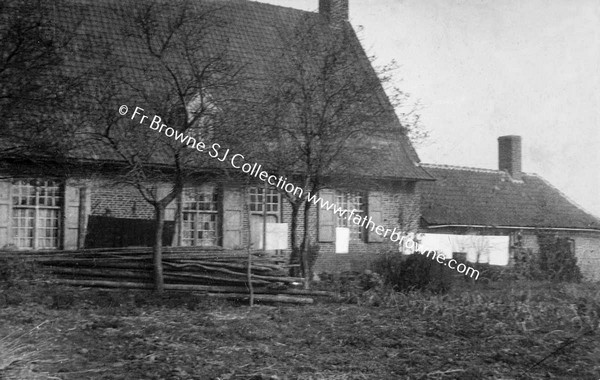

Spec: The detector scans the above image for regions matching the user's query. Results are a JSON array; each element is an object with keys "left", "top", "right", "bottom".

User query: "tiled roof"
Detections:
[
  {"left": 420, "top": 164, "right": 600, "bottom": 231},
  {"left": 46, "top": 0, "right": 433, "bottom": 181}
]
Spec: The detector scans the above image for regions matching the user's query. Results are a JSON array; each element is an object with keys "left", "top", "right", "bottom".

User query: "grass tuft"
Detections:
[{"left": 0, "top": 321, "right": 52, "bottom": 380}]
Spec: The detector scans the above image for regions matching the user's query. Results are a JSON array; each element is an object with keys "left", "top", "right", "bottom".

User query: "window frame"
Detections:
[
  {"left": 334, "top": 190, "right": 367, "bottom": 242},
  {"left": 10, "top": 179, "right": 62, "bottom": 250},
  {"left": 247, "top": 186, "right": 282, "bottom": 253},
  {"left": 180, "top": 184, "right": 220, "bottom": 247},
  {"left": 186, "top": 93, "right": 219, "bottom": 142}
]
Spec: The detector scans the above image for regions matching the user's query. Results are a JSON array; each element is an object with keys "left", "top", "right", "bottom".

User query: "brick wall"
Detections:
[
  {"left": 304, "top": 181, "right": 420, "bottom": 274},
  {"left": 571, "top": 234, "right": 600, "bottom": 281},
  {"left": 242, "top": 180, "right": 420, "bottom": 274},
  {"left": 84, "top": 176, "right": 423, "bottom": 274},
  {"left": 90, "top": 178, "right": 156, "bottom": 220}
]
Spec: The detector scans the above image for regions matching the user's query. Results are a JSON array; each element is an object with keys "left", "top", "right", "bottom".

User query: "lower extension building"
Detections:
[{"left": 419, "top": 135, "right": 600, "bottom": 281}]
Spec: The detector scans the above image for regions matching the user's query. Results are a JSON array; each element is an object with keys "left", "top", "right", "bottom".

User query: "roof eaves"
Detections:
[{"left": 423, "top": 224, "right": 600, "bottom": 233}]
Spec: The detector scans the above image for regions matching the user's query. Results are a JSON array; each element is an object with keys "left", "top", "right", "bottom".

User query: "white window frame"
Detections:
[
  {"left": 248, "top": 186, "right": 281, "bottom": 253},
  {"left": 335, "top": 191, "right": 366, "bottom": 242},
  {"left": 11, "top": 179, "right": 62, "bottom": 250}
]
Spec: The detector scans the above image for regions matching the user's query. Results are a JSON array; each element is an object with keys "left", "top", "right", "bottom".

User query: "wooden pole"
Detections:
[
  {"left": 263, "top": 181, "right": 267, "bottom": 252},
  {"left": 244, "top": 186, "right": 254, "bottom": 306}
]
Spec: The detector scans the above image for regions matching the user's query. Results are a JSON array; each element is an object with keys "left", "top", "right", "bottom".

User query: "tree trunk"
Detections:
[
  {"left": 171, "top": 191, "right": 182, "bottom": 247},
  {"left": 153, "top": 205, "right": 165, "bottom": 294},
  {"left": 288, "top": 201, "right": 300, "bottom": 277},
  {"left": 300, "top": 199, "right": 312, "bottom": 289}
]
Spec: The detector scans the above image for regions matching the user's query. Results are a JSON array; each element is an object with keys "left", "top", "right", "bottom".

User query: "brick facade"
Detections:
[
  {"left": 5, "top": 173, "right": 598, "bottom": 280},
  {"left": 571, "top": 234, "right": 600, "bottom": 281},
  {"left": 0, "top": 173, "right": 422, "bottom": 275},
  {"left": 306, "top": 181, "right": 420, "bottom": 274},
  {"left": 90, "top": 179, "right": 155, "bottom": 220}
]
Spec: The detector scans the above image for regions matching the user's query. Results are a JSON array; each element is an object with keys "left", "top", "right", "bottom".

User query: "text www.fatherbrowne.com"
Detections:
[{"left": 119, "top": 105, "right": 480, "bottom": 280}]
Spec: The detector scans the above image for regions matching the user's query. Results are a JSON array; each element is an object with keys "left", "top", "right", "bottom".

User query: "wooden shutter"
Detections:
[
  {"left": 367, "top": 191, "right": 384, "bottom": 243},
  {"left": 77, "top": 186, "right": 91, "bottom": 249},
  {"left": 318, "top": 189, "right": 335, "bottom": 243},
  {"left": 222, "top": 185, "right": 243, "bottom": 249},
  {"left": 0, "top": 181, "right": 11, "bottom": 247},
  {"left": 63, "top": 184, "right": 81, "bottom": 250}
]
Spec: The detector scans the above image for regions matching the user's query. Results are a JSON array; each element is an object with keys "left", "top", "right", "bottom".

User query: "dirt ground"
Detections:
[{"left": 1, "top": 280, "right": 599, "bottom": 380}]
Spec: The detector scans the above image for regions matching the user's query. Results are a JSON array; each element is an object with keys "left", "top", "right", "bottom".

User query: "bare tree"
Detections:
[
  {"left": 226, "top": 15, "right": 423, "bottom": 284},
  {"left": 78, "top": 0, "right": 243, "bottom": 293},
  {"left": 0, "top": 0, "right": 83, "bottom": 162},
  {"left": 465, "top": 234, "right": 491, "bottom": 264}
]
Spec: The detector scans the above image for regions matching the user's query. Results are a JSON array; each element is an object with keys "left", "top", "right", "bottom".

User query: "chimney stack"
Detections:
[
  {"left": 498, "top": 135, "right": 522, "bottom": 180},
  {"left": 319, "top": 0, "right": 349, "bottom": 27}
]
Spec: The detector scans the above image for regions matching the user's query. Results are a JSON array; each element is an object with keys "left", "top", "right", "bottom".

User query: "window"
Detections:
[
  {"left": 12, "top": 180, "right": 61, "bottom": 249},
  {"left": 181, "top": 185, "right": 219, "bottom": 247},
  {"left": 248, "top": 187, "right": 279, "bottom": 213},
  {"left": 186, "top": 93, "right": 218, "bottom": 141},
  {"left": 335, "top": 191, "right": 365, "bottom": 241},
  {"left": 248, "top": 187, "right": 280, "bottom": 251}
]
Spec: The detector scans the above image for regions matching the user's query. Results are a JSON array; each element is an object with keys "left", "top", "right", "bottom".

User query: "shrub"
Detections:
[
  {"left": 0, "top": 257, "right": 40, "bottom": 286},
  {"left": 514, "top": 232, "right": 583, "bottom": 282},
  {"left": 0, "top": 256, "right": 69, "bottom": 308},
  {"left": 535, "top": 233, "right": 582, "bottom": 282},
  {"left": 328, "top": 270, "right": 396, "bottom": 306},
  {"left": 0, "top": 256, "right": 53, "bottom": 300},
  {"left": 466, "top": 262, "right": 518, "bottom": 283},
  {"left": 372, "top": 247, "right": 453, "bottom": 294}
]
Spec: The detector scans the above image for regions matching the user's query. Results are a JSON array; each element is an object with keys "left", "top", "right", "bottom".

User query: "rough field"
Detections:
[{"left": 1, "top": 280, "right": 599, "bottom": 380}]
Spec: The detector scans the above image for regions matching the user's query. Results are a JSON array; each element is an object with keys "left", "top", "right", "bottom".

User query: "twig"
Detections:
[{"left": 526, "top": 328, "right": 590, "bottom": 371}]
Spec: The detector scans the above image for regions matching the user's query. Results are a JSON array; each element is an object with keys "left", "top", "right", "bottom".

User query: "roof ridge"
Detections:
[
  {"left": 420, "top": 162, "right": 504, "bottom": 174},
  {"left": 530, "top": 173, "right": 600, "bottom": 223},
  {"left": 420, "top": 162, "right": 541, "bottom": 176},
  {"left": 247, "top": 0, "right": 317, "bottom": 15}
]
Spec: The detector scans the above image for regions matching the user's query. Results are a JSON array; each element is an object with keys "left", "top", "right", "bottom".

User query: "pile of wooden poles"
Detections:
[{"left": 3, "top": 247, "right": 334, "bottom": 303}]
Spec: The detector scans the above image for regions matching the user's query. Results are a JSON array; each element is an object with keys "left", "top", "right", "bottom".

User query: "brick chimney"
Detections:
[
  {"left": 498, "top": 135, "right": 522, "bottom": 180},
  {"left": 319, "top": 0, "right": 349, "bottom": 27}
]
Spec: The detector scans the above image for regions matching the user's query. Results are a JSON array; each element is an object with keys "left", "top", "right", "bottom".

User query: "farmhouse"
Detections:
[
  {"left": 419, "top": 135, "right": 600, "bottom": 281},
  {"left": 0, "top": 0, "right": 433, "bottom": 274}
]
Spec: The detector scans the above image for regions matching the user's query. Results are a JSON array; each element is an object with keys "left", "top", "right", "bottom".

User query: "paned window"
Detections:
[
  {"left": 248, "top": 187, "right": 279, "bottom": 213},
  {"left": 186, "top": 93, "right": 217, "bottom": 141},
  {"left": 248, "top": 187, "right": 280, "bottom": 251},
  {"left": 12, "top": 180, "right": 61, "bottom": 249},
  {"left": 335, "top": 191, "right": 365, "bottom": 241},
  {"left": 181, "top": 185, "right": 219, "bottom": 247}
]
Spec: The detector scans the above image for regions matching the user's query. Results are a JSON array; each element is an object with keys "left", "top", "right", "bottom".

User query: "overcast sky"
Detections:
[{"left": 258, "top": 0, "right": 600, "bottom": 218}]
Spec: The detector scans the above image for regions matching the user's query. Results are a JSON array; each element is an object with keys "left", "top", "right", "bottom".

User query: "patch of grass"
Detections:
[
  {"left": 0, "top": 321, "right": 52, "bottom": 380},
  {"left": 0, "top": 280, "right": 598, "bottom": 379}
]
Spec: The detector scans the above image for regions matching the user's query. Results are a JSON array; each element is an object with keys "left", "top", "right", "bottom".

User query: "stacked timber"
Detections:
[{"left": 1, "top": 247, "right": 334, "bottom": 303}]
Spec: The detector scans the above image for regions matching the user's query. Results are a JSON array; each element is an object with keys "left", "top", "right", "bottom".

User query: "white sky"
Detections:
[{"left": 258, "top": 0, "right": 600, "bottom": 218}]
